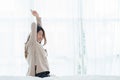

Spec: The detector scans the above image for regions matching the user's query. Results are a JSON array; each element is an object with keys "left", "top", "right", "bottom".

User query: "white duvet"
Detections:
[{"left": 0, "top": 76, "right": 120, "bottom": 80}]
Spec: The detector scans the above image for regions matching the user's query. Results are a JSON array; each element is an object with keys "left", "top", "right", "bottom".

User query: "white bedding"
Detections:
[{"left": 0, "top": 76, "right": 120, "bottom": 80}]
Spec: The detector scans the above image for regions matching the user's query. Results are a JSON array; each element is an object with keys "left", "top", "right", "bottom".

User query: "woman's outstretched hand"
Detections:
[{"left": 31, "top": 10, "right": 39, "bottom": 17}]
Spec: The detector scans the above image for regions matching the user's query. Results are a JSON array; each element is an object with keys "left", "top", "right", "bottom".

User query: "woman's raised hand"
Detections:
[{"left": 31, "top": 10, "right": 39, "bottom": 17}]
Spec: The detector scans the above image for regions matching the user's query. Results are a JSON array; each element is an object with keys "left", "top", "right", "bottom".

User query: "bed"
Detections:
[{"left": 0, "top": 75, "right": 120, "bottom": 80}]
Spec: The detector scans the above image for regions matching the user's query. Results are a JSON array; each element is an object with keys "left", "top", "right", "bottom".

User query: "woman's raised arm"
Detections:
[{"left": 31, "top": 10, "right": 42, "bottom": 27}]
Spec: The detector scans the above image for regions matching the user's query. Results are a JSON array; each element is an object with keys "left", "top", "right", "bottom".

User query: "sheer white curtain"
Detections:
[
  {"left": 82, "top": 0, "right": 120, "bottom": 76},
  {"left": 0, "top": 0, "right": 33, "bottom": 76},
  {"left": 0, "top": 0, "right": 120, "bottom": 77}
]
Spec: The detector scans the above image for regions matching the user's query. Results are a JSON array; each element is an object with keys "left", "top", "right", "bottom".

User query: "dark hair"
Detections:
[{"left": 37, "top": 25, "right": 47, "bottom": 45}]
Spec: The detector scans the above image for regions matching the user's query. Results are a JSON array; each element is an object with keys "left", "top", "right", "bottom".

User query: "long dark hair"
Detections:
[{"left": 24, "top": 25, "right": 47, "bottom": 58}]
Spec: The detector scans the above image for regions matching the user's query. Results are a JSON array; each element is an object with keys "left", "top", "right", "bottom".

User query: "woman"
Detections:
[{"left": 25, "top": 10, "right": 50, "bottom": 78}]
